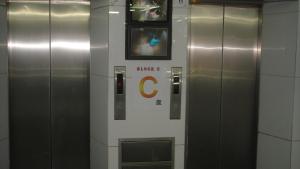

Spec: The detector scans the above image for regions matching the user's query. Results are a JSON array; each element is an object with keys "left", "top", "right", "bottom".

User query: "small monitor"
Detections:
[
  {"left": 127, "top": 0, "right": 171, "bottom": 23},
  {"left": 126, "top": 26, "right": 171, "bottom": 60}
]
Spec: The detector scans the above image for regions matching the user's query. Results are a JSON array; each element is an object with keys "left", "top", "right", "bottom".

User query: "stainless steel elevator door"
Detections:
[
  {"left": 220, "top": 7, "right": 259, "bottom": 169},
  {"left": 8, "top": 2, "right": 51, "bottom": 168},
  {"left": 51, "top": 1, "right": 90, "bottom": 169},
  {"left": 8, "top": 1, "right": 90, "bottom": 169},
  {"left": 187, "top": 5, "right": 223, "bottom": 169},
  {"left": 187, "top": 5, "right": 259, "bottom": 169}
]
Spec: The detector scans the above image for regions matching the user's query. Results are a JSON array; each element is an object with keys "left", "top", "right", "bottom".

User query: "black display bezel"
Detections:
[
  {"left": 126, "top": 25, "right": 172, "bottom": 60},
  {"left": 126, "top": 0, "right": 172, "bottom": 24},
  {"left": 126, "top": 0, "right": 172, "bottom": 60}
]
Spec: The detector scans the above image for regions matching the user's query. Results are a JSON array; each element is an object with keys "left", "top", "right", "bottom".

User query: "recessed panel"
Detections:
[
  {"left": 121, "top": 140, "right": 173, "bottom": 162},
  {"left": 123, "top": 164, "right": 172, "bottom": 169},
  {"left": 120, "top": 138, "right": 174, "bottom": 169}
]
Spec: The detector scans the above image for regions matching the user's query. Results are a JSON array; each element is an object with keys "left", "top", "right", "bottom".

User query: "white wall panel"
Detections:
[
  {"left": 293, "top": 77, "right": 300, "bottom": 141},
  {"left": 91, "top": 75, "right": 108, "bottom": 144},
  {"left": 263, "top": 1, "right": 298, "bottom": 14},
  {"left": 261, "top": 12, "right": 298, "bottom": 76},
  {"left": 91, "top": 0, "right": 109, "bottom": 9},
  {"left": 257, "top": 134, "right": 291, "bottom": 169},
  {"left": 291, "top": 141, "right": 300, "bottom": 169},
  {"left": 259, "top": 75, "right": 294, "bottom": 139},
  {"left": 90, "top": 3, "right": 110, "bottom": 169},
  {"left": 91, "top": 6, "right": 109, "bottom": 76},
  {"left": 259, "top": 2, "right": 300, "bottom": 169}
]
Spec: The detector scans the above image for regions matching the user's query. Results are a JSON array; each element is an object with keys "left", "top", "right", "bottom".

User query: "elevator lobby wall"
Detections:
[
  {"left": 2, "top": 1, "right": 300, "bottom": 169},
  {"left": 257, "top": 1, "right": 300, "bottom": 169},
  {"left": 90, "top": 1, "right": 188, "bottom": 169},
  {"left": 90, "top": 0, "right": 109, "bottom": 168}
]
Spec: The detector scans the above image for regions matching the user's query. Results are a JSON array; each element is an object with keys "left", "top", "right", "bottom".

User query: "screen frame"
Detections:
[
  {"left": 126, "top": 25, "right": 172, "bottom": 60},
  {"left": 126, "top": 0, "right": 173, "bottom": 24}
]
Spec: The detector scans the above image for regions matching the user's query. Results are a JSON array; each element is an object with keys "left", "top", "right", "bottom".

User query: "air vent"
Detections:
[{"left": 120, "top": 138, "right": 174, "bottom": 169}]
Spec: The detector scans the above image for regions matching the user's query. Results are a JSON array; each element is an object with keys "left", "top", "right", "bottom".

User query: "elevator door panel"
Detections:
[
  {"left": 188, "top": 5, "right": 223, "bottom": 169},
  {"left": 8, "top": 2, "right": 51, "bottom": 169},
  {"left": 51, "top": 1, "right": 90, "bottom": 169},
  {"left": 220, "top": 7, "right": 259, "bottom": 169},
  {"left": 9, "top": 1, "right": 90, "bottom": 169},
  {"left": 187, "top": 5, "right": 259, "bottom": 169}
]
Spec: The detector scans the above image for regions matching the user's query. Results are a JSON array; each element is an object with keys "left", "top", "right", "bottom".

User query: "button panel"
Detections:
[
  {"left": 170, "top": 67, "right": 182, "bottom": 120},
  {"left": 114, "top": 66, "right": 126, "bottom": 120}
]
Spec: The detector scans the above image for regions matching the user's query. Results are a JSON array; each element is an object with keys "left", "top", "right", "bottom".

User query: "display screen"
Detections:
[
  {"left": 129, "top": 0, "right": 168, "bottom": 22},
  {"left": 130, "top": 27, "right": 169, "bottom": 57}
]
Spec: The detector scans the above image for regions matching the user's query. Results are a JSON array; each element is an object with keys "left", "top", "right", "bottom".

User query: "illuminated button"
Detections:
[
  {"left": 173, "top": 75, "right": 180, "bottom": 94},
  {"left": 174, "top": 76, "right": 180, "bottom": 83},
  {"left": 116, "top": 74, "right": 124, "bottom": 94}
]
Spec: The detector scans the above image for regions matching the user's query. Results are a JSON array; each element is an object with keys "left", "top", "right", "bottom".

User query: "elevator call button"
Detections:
[
  {"left": 117, "top": 74, "right": 124, "bottom": 94},
  {"left": 173, "top": 76, "right": 180, "bottom": 94}
]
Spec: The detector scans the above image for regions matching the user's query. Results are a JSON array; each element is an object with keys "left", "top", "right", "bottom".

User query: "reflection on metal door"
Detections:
[
  {"left": 8, "top": 1, "right": 90, "bottom": 169},
  {"left": 187, "top": 5, "right": 260, "bottom": 169},
  {"left": 9, "top": 2, "right": 51, "bottom": 168}
]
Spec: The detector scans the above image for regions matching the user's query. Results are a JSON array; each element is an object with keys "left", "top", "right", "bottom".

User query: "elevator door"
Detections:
[
  {"left": 8, "top": 1, "right": 90, "bottom": 169},
  {"left": 187, "top": 5, "right": 259, "bottom": 169}
]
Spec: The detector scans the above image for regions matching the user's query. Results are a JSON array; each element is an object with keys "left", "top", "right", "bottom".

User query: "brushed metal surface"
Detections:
[
  {"left": 8, "top": 1, "right": 51, "bottom": 169},
  {"left": 170, "top": 67, "right": 182, "bottom": 120},
  {"left": 9, "top": 1, "right": 90, "bottom": 168},
  {"left": 219, "top": 6, "right": 259, "bottom": 169},
  {"left": 114, "top": 66, "right": 126, "bottom": 120},
  {"left": 187, "top": 5, "right": 223, "bottom": 169},
  {"left": 187, "top": 5, "right": 259, "bottom": 169},
  {"left": 50, "top": 1, "right": 90, "bottom": 169},
  {"left": 0, "top": 5, "right": 7, "bottom": 74},
  {"left": 120, "top": 138, "right": 175, "bottom": 169}
]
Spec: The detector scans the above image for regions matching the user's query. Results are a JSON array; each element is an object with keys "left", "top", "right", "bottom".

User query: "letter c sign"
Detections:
[{"left": 139, "top": 76, "right": 158, "bottom": 98}]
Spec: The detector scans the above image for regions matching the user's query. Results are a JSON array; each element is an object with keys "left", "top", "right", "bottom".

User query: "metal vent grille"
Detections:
[{"left": 120, "top": 138, "right": 174, "bottom": 169}]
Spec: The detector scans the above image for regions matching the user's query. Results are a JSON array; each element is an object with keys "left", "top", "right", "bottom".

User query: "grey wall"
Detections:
[
  {"left": 90, "top": 0, "right": 109, "bottom": 169},
  {"left": 0, "top": 3, "right": 9, "bottom": 169},
  {"left": 257, "top": 1, "right": 300, "bottom": 169}
]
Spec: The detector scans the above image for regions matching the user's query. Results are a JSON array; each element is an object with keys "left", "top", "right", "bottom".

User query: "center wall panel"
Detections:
[{"left": 50, "top": 1, "right": 90, "bottom": 169}]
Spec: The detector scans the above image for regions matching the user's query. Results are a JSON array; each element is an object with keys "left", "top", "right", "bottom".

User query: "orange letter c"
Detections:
[{"left": 139, "top": 76, "right": 158, "bottom": 98}]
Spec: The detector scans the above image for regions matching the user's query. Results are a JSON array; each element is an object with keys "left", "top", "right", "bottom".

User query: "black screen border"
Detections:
[
  {"left": 126, "top": 25, "right": 172, "bottom": 60},
  {"left": 126, "top": 0, "right": 173, "bottom": 25}
]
